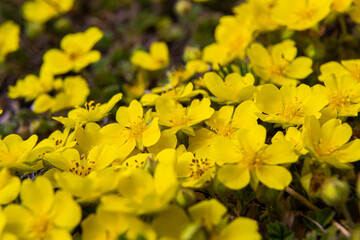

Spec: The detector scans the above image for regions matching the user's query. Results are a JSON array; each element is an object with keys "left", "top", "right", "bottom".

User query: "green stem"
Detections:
[{"left": 285, "top": 187, "right": 351, "bottom": 237}]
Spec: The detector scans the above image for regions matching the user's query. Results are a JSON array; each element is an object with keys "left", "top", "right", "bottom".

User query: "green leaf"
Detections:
[
  {"left": 305, "top": 208, "right": 335, "bottom": 231},
  {"left": 266, "top": 222, "right": 294, "bottom": 240}
]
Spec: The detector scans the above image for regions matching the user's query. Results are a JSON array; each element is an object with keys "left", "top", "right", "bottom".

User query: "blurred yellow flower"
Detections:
[
  {"left": 82, "top": 209, "right": 156, "bottom": 240},
  {"left": 100, "top": 161, "right": 178, "bottom": 215},
  {"left": 8, "top": 67, "right": 54, "bottom": 101},
  {"left": 247, "top": 40, "right": 313, "bottom": 86},
  {"left": 271, "top": 0, "right": 333, "bottom": 30},
  {"left": 131, "top": 41, "right": 169, "bottom": 71},
  {"left": 22, "top": 0, "right": 74, "bottom": 23},
  {"left": 43, "top": 27, "right": 103, "bottom": 74},
  {"left": 33, "top": 75, "right": 90, "bottom": 113},
  {"left": 3, "top": 177, "right": 81, "bottom": 240},
  {"left": 0, "top": 168, "right": 20, "bottom": 205},
  {"left": 0, "top": 134, "right": 41, "bottom": 171},
  {"left": 0, "top": 21, "right": 20, "bottom": 63},
  {"left": 233, "top": 0, "right": 278, "bottom": 32}
]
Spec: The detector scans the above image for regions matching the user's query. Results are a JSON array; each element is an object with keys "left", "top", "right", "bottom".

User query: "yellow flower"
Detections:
[
  {"left": 3, "top": 177, "right": 81, "bottom": 240},
  {"left": 82, "top": 209, "right": 156, "bottom": 240},
  {"left": 319, "top": 59, "right": 360, "bottom": 83},
  {"left": 100, "top": 161, "right": 178, "bottom": 215},
  {"left": 34, "top": 127, "right": 76, "bottom": 157},
  {"left": 131, "top": 41, "right": 169, "bottom": 71},
  {"left": 0, "top": 21, "right": 20, "bottom": 63},
  {"left": 214, "top": 15, "right": 255, "bottom": 61},
  {"left": 303, "top": 115, "right": 360, "bottom": 168},
  {"left": 43, "top": 27, "right": 103, "bottom": 74},
  {"left": 254, "top": 84, "right": 328, "bottom": 127},
  {"left": 8, "top": 67, "right": 54, "bottom": 101},
  {"left": 157, "top": 147, "right": 215, "bottom": 188},
  {"left": 0, "top": 134, "right": 42, "bottom": 171},
  {"left": 211, "top": 125, "right": 298, "bottom": 190},
  {"left": 44, "top": 144, "right": 119, "bottom": 176},
  {"left": 140, "top": 82, "right": 207, "bottom": 106},
  {"left": 350, "top": 0, "right": 360, "bottom": 23},
  {"left": 188, "top": 199, "right": 227, "bottom": 231},
  {"left": 147, "top": 130, "right": 178, "bottom": 155},
  {"left": 101, "top": 100, "right": 161, "bottom": 158},
  {"left": 156, "top": 96, "right": 214, "bottom": 135},
  {"left": 204, "top": 72, "right": 257, "bottom": 103},
  {"left": 188, "top": 101, "right": 259, "bottom": 151},
  {"left": 0, "top": 207, "right": 18, "bottom": 240},
  {"left": 233, "top": 0, "right": 279, "bottom": 32},
  {"left": 152, "top": 205, "right": 190, "bottom": 240},
  {"left": 54, "top": 168, "right": 120, "bottom": 202},
  {"left": 188, "top": 199, "right": 261, "bottom": 240},
  {"left": 53, "top": 93, "right": 122, "bottom": 128},
  {"left": 33, "top": 75, "right": 90, "bottom": 113},
  {"left": 247, "top": 40, "right": 313, "bottom": 86},
  {"left": 272, "top": 127, "right": 308, "bottom": 155},
  {"left": 332, "top": 0, "right": 353, "bottom": 12},
  {"left": 22, "top": 0, "right": 74, "bottom": 23},
  {"left": 313, "top": 74, "right": 360, "bottom": 120},
  {"left": 202, "top": 43, "right": 233, "bottom": 67},
  {"left": 0, "top": 168, "right": 20, "bottom": 205},
  {"left": 271, "top": 0, "right": 333, "bottom": 31},
  {"left": 214, "top": 217, "right": 261, "bottom": 240}
]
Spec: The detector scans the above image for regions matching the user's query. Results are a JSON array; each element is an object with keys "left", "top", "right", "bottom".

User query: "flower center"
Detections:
[
  {"left": 296, "top": 6, "right": 316, "bottom": 21},
  {"left": 315, "top": 138, "right": 338, "bottom": 157},
  {"left": 328, "top": 89, "right": 352, "bottom": 110},
  {"left": 31, "top": 215, "right": 52, "bottom": 239},
  {"left": 188, "top": 158, "right": 212, "bottom": 180},
  {"left": 279, "top": 97, "right": 304, "bottom": 121},
  {"left": 243, "top": 151, "right": 265, "bottom": 170},
  {"left": 69, "top": 154, "right": 95, "bottom": 176},
  {"left": 128, "top": 116, "right": 146, "bottom": 138},
  {"left": 270, "top": 64, "right": 287, "bottom": 77},
  {"left": 209, "top": 120, "right": 236, "bottom": 138},
  {"left": 170, "top": 106, "right": 188, "bottom": 127},
  {"left": 84, "top": 101, "right": 100, "bottom": 112}
]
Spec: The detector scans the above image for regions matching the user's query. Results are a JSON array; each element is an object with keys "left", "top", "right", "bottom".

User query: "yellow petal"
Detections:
[
  {"left": 20, "top": 177, "right": 54, "bottom": 215},
  {"left": 334, "top": 139, "right": 360, "bottom": 163},
  {"left": 188, "top": 199, "right": 227, "bottom": 230},
  {"left": 219, "top": 217, "right": 261, "bottom": 240},
  {"left": 0, "top": 168, "right": 20, "bottom": 205},
  {"left": 218, "top": 164, "right": 250, "bottom": 190},
  {"left": 209, "top": 137, "right": 242, "bottom": 165},
  {"left": 49, "top": 190, "right": 81, "bottom": 230},
  {"left": 43, "top": 49, "right": 73, "bottom": 75},
  {"left": 152, "top": 205, "right": 190, "bottom": 239},
  {"left": 237, "top": 125, "right": 266, "bottom": 153},
  {"left": 33, "top": 93, "right": 55, "bottom": 113},
  {"left": 143, "top": 117, "right": 161, "bottom": 147},
  {"left": 256, "top": 165, "right": 292, "bottom": 190}
]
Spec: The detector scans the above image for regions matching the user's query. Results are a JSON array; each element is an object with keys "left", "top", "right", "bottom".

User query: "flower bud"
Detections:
[
  {"left": 183, "top": 46, "right": 201, "bottom": 62},
  {"left": 320, "top": 177, "right": 349, "bottom": 206},
  {"left": 175, "top": 0, "right": 192, "bottom": 16}
]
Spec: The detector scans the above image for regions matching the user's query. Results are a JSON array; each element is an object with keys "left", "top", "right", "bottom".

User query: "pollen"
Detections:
[
  {"left": 328, "top": 89, "right": 352, "bottom": 110},
  {"left": 68, "top": 155, "right": 95, "bottom": 177},
  {"left": 188, "top": 158, "right": 211, "bottom": 180}
]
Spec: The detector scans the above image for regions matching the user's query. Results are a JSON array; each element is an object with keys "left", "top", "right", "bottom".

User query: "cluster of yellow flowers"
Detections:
[{"left": 2, "top": 0, "right": 360, "bottom": 239}]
